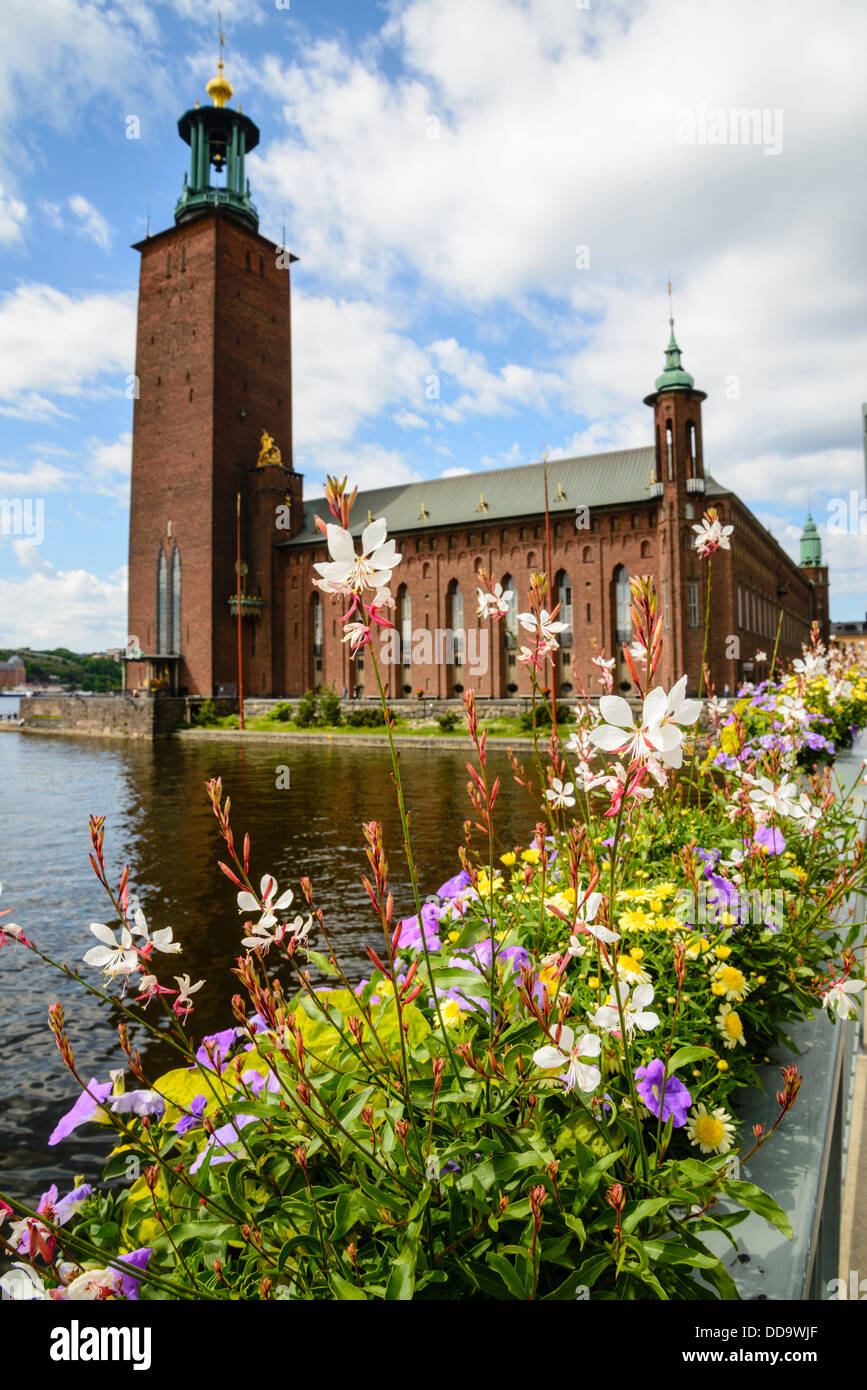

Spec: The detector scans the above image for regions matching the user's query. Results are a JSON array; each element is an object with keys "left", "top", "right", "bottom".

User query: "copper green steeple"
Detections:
[
  {"left": 174, "top": 53, "right": 259, "bottom": 232},
  {"left": 799, "top": 513, "right": 823, "bottom": 567},
  {"left": 654, "top": 317, "right": 696, "bottom": 392}
]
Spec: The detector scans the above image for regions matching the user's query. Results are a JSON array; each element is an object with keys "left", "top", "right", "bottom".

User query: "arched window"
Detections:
[
  {"left": 156, "top": 548, "right": 167, "bottom": 655},
  {"left": 582, "top": 545, "right": 592, "bottom": 563},
  {"left": 640, "top": 540, "right": 651, "bottom": 559},
  {"left": 501, "top": 574, "right": 518, "bottom": 650},
  {"left": 555, "top": 569, "right": 572, "bottom": 645},
  {"left": 170, "top": 545, "right": 181, "bottom": 654},
  {"left": 655, "top": 425, "right": 661, "bottom": 482},
  {"left": 448, "top": 579, "right": 464, "bottom": 665},
  {"left": 666, "top": 420, "right": 674, "bottom": 481},
  {"left": 614, "top": 564, "right": 631, "bottom": 647},
  {"left": 399, "top": 585, "right": 412, "bottom": 666},
  {"left": 312, "top": 593, "right": 323, "bottom": 656}
]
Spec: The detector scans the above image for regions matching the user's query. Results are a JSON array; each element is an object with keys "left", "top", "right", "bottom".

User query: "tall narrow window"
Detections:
[
  {"left": 663, "top": 578, "right": 671, "bottom": 630},
  {"left": 312, "top": 593, "right": 323, "bottom": 656},
  {"left": 687, "top": 421, "right": 697, "bottom": 477},
  {"left": 688, "top": 581, "right": 699, "bottom": 628},
  {"left": 399, "top": 585, "right": 412, "bottom": 666},
  {"left": 448, "top": 580, "right": 464, "bottom": 665},
  {"left": 666, "top": 421, "right": 674, "bottom": 481},
  {"left": 501, "top": 574, "right": 518, "bottom": 649},
  {"left": 555, "top": 569, "right": 572, "bottom": 645},
  {"left": 156, "top": 548, "right": 167, "bottom": 655},
  {"left": 614, "top": 565, "right": 631, "bottom": 647},
  {"left": 738, "top": 586, "right": 743, "bottom": 628},
  {"left": 170, "top": 545, "right": 181, "bottom": 654}
]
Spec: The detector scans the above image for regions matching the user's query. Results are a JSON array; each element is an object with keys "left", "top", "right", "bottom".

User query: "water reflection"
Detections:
[{"left": 0, "top": 732, "right": 536, "bottom": 1206}]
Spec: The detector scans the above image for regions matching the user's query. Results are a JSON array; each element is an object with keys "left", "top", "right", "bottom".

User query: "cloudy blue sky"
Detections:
[{"left": 1, "top": 0, "right": 865, "bottom": 649}]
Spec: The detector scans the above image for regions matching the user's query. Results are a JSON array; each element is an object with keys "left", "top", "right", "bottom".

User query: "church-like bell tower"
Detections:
[{"left": 125, "top": 50, "right": 301, "bottom": 699}]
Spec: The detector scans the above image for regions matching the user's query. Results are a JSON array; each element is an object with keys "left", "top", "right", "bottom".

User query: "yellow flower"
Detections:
[
  {"left": 631, "top": 947, "right": 645, "bottom": 961},
  {"left": 500, "top": 852, "right": 516, "bottom": 867},
  {"left": 716, "top": 1004, "right": 746, "bottom": 1050},
  {"left": 756, "top": 975, "right": 766, "bottom": 986},
  {"left": 714, "top": 944, "right": 732, "bottom": 960},
  {"left": 587, "top": 975, "right": 600, "bottom": 989},
  {"left": 711, "top": 982, "right": 726, "bottom": 997},
  {"left": 441, "top": 998, "right": 463, "bottom": 1028},
  {"left": 687, "top": 1103, "right": 736, "bottom": 1154},
  {"left": 447, "top": 929, "right": 460, "bottom": 943},
  {"left": 618, "top": 909, "right": 654, "bottom": 933},
  {"left": 521, "top": 848, "right": 541, "bottom": 865},
  {"left": 716, "top": 1059, "right": 729, "bottom": 1071},
  {"left": 614, "top": 954, "right": 650, "bottom": 985},
  {"left": 714, "top": 965, "right": 750, "bottom": 1002}
]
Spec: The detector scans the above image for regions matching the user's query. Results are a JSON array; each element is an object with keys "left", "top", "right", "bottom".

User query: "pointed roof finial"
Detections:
[{"left": 207, "top": 9, "right": 234, "bottom": 107}]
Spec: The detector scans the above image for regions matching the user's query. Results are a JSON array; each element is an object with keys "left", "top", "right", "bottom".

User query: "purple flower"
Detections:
[
  {"left": 174, "top": 1094, "right": 207, "bottom": 1134},
  {"left": 635, "top": 1059, "right": 692, "bottom": 1128},
  {"left": 754, "top": 824, "right": 786, "bottom": 855},
  {"left": 189, "top": 1113, "right": 259, "bottom": 1173},
  {"left": 48, "top": 1078, "right": 114, "bottom": 1146},
  {"left": 196, "top": 1026, "right": 243, "bottom": 1070},
  {"left": 437, "top": 869, "right": 472, "bottom": 899},
  {"left": 395, "top": 902, "right": 443, "bottom": 952},
  {"left": 54, "top": 1183, "right": 93, "bottom": 1225},
  {"left": 116, "top": 1248, "right": 152, "bottom": 1301},
  {"left": 110, "top": 1090, "right": 166, "bottom": 1119}
]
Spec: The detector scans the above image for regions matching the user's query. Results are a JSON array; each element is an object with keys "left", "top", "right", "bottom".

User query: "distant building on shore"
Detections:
[
  {"left": 0, "top": 656, "right": 25, "bottom": 689},
  {"left": 124, "top": 59, "right": 830, "bottom": 702},
  {"left": 831, "top": 614, "right": 867, "bottom": 664}
]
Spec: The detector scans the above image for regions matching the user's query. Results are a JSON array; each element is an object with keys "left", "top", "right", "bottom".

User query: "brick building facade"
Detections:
[{"left": 125, "top": 68, "right": 829, "bottom": 702}]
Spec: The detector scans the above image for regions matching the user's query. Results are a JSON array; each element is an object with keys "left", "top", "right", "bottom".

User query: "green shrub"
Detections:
[
  {"left": 273, "top": 701, "right": 293, "bottom": 723},
  {"left": 518, "top": 701, "right": 575, "bottom": 733},
  {"left": 436, "top": 711, "right": 460, "bottom": 732},
  {"left": 345, "top": 705, "right": 387, "bottom": 727},
  {"left": 319, "top": 686, "right": 343, "bottom": 726},
  {"left": 193, "top": 698, "right": 218, "bottom": 726},
  {"left": 294, "top": 690, "right": 319, "bottom": 728}
]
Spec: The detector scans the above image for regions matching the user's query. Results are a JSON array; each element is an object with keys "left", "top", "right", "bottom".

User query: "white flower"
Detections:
[
  {"left": 0, "top": 1263, "right": 46, "bottom": 1300},
  {"left": 133, "top": 907, "right": 181, "bottom": 955},
  {"left": 477, "top": 582, "right": 514, "bottom": 619},
  {"left": 517, "top": 608, "right": 567, "bottom": 645},
  {"left": 237, "top": 875, "right": 294, "bottom": 932},
  {"left": 664, "top": 675, "right": 702, "bottom": 730},
  {"left": 572, "top": 890, "right": 619, "bottom": 945},
  {"left": 242, "top": 913, "right": 313, "bottom": 952},
  {"left": 755, "top": 650, "right": 767, "bottom": 662},
  {"left": 66, "top": 1268, "right": 119, "bottom": 1300},
  {"left": 110, "top": 1090, "right": 165, "bottom": 1117},
  {"left": 545, "top": 778, "right": 576, "bottom": 809},
  {"left": 174, "top": 974, "right": 205, "bottom": 1008},
  {"left": 748, "top": 775, "right": 801, "bottom": 820},
  {"left": 83, "top": 922, "right": 139, "bottom": 977},
  {"left": 532, "top": 1026, "right": 601, "bottom": 1093},
  {"left": 590, "top": 981, "right": 659, "bottom": 1036},
  {"left": 588, "top": 687, "right": 684, "bottom": 768},
  {"left": 692, "top": 514, "right": 733, "bottom": 556},
  {"left": 822, "top": 978, "right": 865, "bottom": 1020},
  {"left": 312, "top": 517, "right": 401, "bottom": 594}
]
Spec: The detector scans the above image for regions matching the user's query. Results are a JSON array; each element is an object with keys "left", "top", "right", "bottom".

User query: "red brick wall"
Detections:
[{"left": 127, "top": 209, "right": 294, "bottom": 696}]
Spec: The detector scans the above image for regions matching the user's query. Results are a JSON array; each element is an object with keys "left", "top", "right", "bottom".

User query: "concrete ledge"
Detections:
[{"left": 172, "top": 727, "right": 539, "bottom": 750}]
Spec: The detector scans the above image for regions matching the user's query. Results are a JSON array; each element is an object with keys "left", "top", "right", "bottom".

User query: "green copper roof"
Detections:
[
  {"left": 799, "top": 512, "right": 823, "bottom": 567},
  {"left": 281, "top": 447, "right": 726, "bottom": 545},
  {"left": 654, "top": 318, "right": 695, "bottom": 392}
]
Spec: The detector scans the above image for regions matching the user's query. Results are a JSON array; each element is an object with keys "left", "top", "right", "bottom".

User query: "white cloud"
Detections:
[
  {"left": 0, "top": 557, "right": 127, "bottom": 648},
  {"left": 393, "top": 408, "right": 427, "bottom": 429},
  {"left": 0, "top": 284, "right": 135, "bottom": 419},
  {"left": 300, "top": 443, "right": 420, "bottom": 496},
  {"left": 0, "top": 183, "right": 26, "bottom": 243},
  {"left": 0, "top": 459, "right": 70, "bottom": 493},
  {"left": 67, "top": 195, "right": 113, "bottom": 251},
  {"left": 441, "top": 466, "right": 470, "bottom": 477},
  {"left": 293, "top": 292, "right": 430, "bottom": 446}
]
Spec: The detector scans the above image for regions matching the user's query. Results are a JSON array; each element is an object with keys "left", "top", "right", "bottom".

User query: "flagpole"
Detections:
[{"left": 236, "top": 491, "right": 245, "bottom": 731}]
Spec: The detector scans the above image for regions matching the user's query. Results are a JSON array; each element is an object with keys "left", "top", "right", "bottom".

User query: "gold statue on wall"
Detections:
[{"left": 257, "top": 430, "right": 283, "bottom": 468}]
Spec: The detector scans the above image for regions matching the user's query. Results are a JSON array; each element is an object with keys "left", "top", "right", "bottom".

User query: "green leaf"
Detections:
[
  {"left": 621, "top": 1197, "right": 671, "bottom": 1235},
  {"left": 329, "top": 1272, "right": 368, "bottom": 1300},
  {"left": 332, "top": 1190, "right": 363, "bottom": 1243},
  {"left": 485, "top": 1251, "right": 528, "bottom": 1300},
  {"left": 718, "top": 1179, "right": 793, "bottom": 1238},
  {"left": 666, "top": 1045, "right": 716, "bottom": 1074}
]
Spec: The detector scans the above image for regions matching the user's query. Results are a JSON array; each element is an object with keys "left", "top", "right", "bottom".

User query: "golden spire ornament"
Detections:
[{"left": 206, "top": 11, "right": 233, "bottom": 107}]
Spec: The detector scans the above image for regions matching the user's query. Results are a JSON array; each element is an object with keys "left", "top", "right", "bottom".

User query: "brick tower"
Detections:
[
  {"left": 644, "top": 313, "right": 709, "bottom": 690},
  {"left": 125, "top": 55, "right": 301, "bottom": 697}
]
